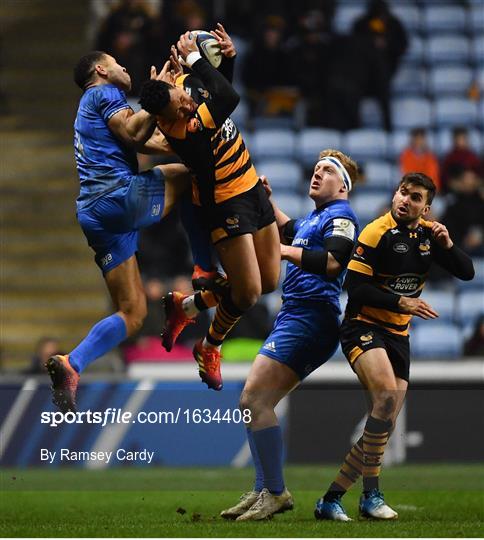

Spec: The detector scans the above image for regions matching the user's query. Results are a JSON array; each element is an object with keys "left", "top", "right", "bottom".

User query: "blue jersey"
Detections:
[
  {"left": 74, "top": 84, "right": 138, "bottom": 210},
  {"left": 282, "top": 199, "right": 359, "bottom": 313}
]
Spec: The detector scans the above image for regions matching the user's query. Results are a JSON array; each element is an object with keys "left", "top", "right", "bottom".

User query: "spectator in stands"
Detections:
[
  {"left": 287, "top": 9, "right": 333, "bottom": 126},
  {"left": 96, "top": 0, "right": 160, "bottom": 96},
  {"left": 441, "top": 127, "right": 483, "bottom": 193},
  {"left": 159, "top": 0, "right": 209, "bottom": 57},
  {"left": 351, "top": 0, "right": 407, "bottom": 131},
  {"left": 25, "top": 337, "right": 62, "bottom": 374},
  {"left": 463, "top": 315, "right": 484, "bottom": 357},
  {"left": 442, "top": 168, "right": 484, "bottom": 256},
  {"left": 400, "top": 128, "right": 441, "bottom": 190},
  {"left": 352, "top": 0, "right": 407, "bottom": 80},
  {"left": 242, "top": 15, "right": 295, "bottom": 120}
]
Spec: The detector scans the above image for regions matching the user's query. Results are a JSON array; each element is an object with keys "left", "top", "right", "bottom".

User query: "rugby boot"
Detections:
[
  {"left": 161, "top": 292, "right": 194, "bottom": 352},
  {"left": 359, "top": 489, "right": 398, "bottom": 520},
  {"left": 220, "top": 490, "right": 260, "bottom": 520},
  {"left": 46, "top": 355, "right": 80, "bottom": 413},
  {"left": 236, "top": 488, "right": 294, "bottom": 521},
  {"left": 192, "top": 339, "right": 223, "bottom": 391},
  {"left": 191, "top": 265, "right": 229, "bottom": 297},
  {"left": 314, "top": 496, "right": 352, "bottom": 522}
]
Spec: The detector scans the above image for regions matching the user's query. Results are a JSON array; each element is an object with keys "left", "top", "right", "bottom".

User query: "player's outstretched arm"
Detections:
[
  {"left": 114, "top": 61, "right": 178, "bottom": 149},
  {"left": 177, "top": 31, "right": 239, "bottom": 126}
]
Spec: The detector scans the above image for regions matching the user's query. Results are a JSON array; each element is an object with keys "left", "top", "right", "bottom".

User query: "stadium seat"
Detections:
[
  {"left": 456, "top": 257, "right": 484, "bottom": 291},
  {"left": 434, "top": 98, "right": 479, "bottom": 128},
  {"left": 273, "top": 192, "right": 303, "bottom": 218},
  {"left": 472, "top": 35, "right": 484, "bottom": 65},
  {"left": 470, "top": 6, "right": 484, "bottom": 34},
  {"left": 391, "top": 98, "right": 432, "bottom": 130},
  {"left": 363, "top": 161, "right": 397, "bottom": 190},
  {"left": 456, "top": 290, "right": 484, "bottom": 327},
  {"left": 333, "top": 5, "right": 366, "bottom": 34},
  {"left": 428, "top": 66, "right": 473, "bottom": 97},
  {"left": 392, "top": 66, "right": 427, "bottom": 96},
  {"left": 297, "top": 128, "right": 342, "bottom": 169},
  {"left": 255, "top": 159, "right": 303, "bottom": 193},
  {"left": 250, "top": 128, "right": 296, "bottom": 160},
  {"left": 360, "top": 98, "right": 385, "bottom": 129},
  {"left": 435, "top": 128, "right": 483, "bottom": 156},
  {"left": 231, "top": 99, "right": 248, "bottom": 129},
  {"left": 351, "top": 192, "right": 392, "bottom": 225},
  {"left": 402, "top": 36, "right": 424, "bottom": 66},
  {"left": 425, "top": 35, "right": 470, "bottom": 65},
  {"left": 411, "top": 290, "right": 456, "bottom": 325},
  {"left": 391, "top": 4, "right": 421, "bottom": 34},
  {"left": 412, "top": 323, "right": 463, "bottom": 358},
  {"left": 252, "top": 116, "right": 296, "bottom": 130},
  {"left": 422, "top": 6, "right": 467, "bottom": 33},
  {"left": 344, "top": 129, "right": 389, "bottom": 161},
  {"left": 428, "top": 194, "right": 447, "bottom": 220}
]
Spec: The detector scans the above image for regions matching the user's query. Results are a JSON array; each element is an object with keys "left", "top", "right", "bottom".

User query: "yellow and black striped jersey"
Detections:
[
  {"left": 346, "top": 212, "right": 437, "bottom": 335},
  {"left": 156, "top": 68, "right": 258, "bottom": 208}
]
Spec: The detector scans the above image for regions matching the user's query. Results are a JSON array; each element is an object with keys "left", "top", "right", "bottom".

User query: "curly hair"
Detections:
[
  {"left": 74, "top": 51, "right": 106, "bottom": 90},
  {"left": 138, "top": 80, "right": 172, "bottom": 114}
]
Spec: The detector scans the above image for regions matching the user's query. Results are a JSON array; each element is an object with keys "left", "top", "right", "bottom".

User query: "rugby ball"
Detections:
[{"left": 190, "top": 30, "right": 222, "bottom": 68}]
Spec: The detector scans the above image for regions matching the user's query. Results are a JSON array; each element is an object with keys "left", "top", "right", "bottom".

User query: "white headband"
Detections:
[{"left": 317, "top": 156, "right": 352, "bottom": 192}]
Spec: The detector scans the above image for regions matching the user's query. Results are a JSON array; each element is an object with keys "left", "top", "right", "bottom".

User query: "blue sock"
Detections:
[
  {"left": 252, "top": 426, "right": 285, "bottom": 495},
  {"left": 247, "top": 428, "right": 264, "bottom": 491},
  {"left": 179, "top": 195, "right": 213, "bottom": 271},
  {"left": 69, "top": 314, "right": 127, "bottom": 373}
]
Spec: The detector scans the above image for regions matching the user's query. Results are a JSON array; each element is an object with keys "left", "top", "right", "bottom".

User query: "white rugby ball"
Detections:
[{"left": 190, "top": 30, "right": 222, "bottom": 68}]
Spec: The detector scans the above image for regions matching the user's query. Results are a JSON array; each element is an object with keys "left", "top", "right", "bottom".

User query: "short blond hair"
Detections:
[{"left": 318, "top": 149, "right": 359, "bottom": 186}]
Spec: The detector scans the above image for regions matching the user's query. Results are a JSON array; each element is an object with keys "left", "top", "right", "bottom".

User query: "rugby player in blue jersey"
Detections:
[
  {"left": 217, "top": 149, "right": 360, "bottom": 520},
  {"left": 46, "top": 52, "right": 208, "bottom": 412}
]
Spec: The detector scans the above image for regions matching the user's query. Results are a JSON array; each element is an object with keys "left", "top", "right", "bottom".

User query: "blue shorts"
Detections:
[
  {"left": 77, "top": 168, "right": 165, "bottom": 274},
  {"left": 259, "top": 300, "right": 340, "bottom": 380}
]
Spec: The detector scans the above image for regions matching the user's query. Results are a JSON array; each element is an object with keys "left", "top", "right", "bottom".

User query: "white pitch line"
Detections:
[{"left": 0, "top": 378, "right": 38, "bottom": 460}]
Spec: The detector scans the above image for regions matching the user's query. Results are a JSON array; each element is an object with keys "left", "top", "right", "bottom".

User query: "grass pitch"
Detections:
[{"left": 1, "top": 464, "right": 483, "bottom": 537}]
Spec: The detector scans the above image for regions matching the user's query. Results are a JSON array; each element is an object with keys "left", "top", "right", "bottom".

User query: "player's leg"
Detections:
[
  {"left": 353, "top": 348, "right": 400, "bottom": 520},
  {"left": 221, "top": 354, "right": 297, "bottom": 521},
  {"left": 155, "top": 163, "right": 216, "bottom": 276},
  {"left": 47, "top": 255, "right": 145, "bottom": 413},
  {"left": 233, "top": 303, "right": 339, "bottom": 521},
  {"left": 191, "top": 234, "right": 262, "bottom": 390},
  {"left": 252, "top": 221, "right": 280, "bottom": 294}
]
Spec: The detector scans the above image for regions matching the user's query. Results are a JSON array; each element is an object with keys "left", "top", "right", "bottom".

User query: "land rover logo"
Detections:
[
  {"left": 393, "top": 242, "right": 409, "bottom": 253},
  {"left": 384, "top": 274, "right": 424, "bottom": 295}
]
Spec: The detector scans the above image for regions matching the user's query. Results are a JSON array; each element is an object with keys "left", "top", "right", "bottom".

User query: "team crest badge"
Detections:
[
  {"left": 419, "top": 239, "right": 431, "bottom": 254},
  {"left": 360, "top": 333, "right": 373, "bottom": 343}
]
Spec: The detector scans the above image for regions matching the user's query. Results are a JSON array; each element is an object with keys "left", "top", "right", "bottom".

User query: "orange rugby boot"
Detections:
[
  {"left": 192, "top": 339, "right": 223, "bottom": 391},
  {"left": 45, "top": 355, "right": 80, "bottom": 413},
  {"left": 161, "top": 291, "right": 195, "bottom": 352}
]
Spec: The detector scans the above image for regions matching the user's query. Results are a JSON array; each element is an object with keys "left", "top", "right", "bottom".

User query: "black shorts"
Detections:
[
  {"left": 205, "top": 180, "right": 276, "bottom": 244},
  {"left": 340, "top": 319, "right": 410, "bottom": 382}
]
